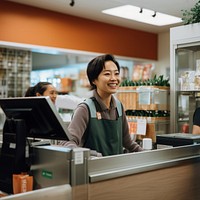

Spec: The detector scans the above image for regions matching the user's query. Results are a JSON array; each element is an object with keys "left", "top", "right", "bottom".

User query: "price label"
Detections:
[
  {"left": 136, "top": 118, "right": 147, "bottom": 135},
  {"left": 74, "top": 151, "right": 84, "bottom": 165}
]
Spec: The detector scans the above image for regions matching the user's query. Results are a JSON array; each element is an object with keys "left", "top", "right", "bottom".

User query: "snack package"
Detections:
[{"left": 12, "top": 173, "right": 33, "bottom": 194}]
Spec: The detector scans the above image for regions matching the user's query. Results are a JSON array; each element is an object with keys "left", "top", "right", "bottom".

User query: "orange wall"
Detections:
[{"left": 0, "top": 1, "right": 158, "bottom": 60}]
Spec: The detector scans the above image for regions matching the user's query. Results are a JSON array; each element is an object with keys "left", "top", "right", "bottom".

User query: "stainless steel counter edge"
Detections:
[{"left": 88, "top": 144, "right": 200, "bottom": 182}]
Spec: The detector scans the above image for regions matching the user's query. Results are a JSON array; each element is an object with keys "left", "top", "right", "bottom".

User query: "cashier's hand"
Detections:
[{"left": 90, "top": 150, "right": 102, "bottom": 157}]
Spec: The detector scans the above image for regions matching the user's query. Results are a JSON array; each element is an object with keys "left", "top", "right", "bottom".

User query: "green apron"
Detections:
[{"left": 83, "top": 98, "right": 123, "bottom": 156}]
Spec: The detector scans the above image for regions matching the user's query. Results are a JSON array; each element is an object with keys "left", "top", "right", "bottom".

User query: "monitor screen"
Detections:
[{"left": 0, "top": 96, "right": 71, "bottom": 141}]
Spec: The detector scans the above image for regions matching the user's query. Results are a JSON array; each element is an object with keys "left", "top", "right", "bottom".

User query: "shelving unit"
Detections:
[
  {"left": 116, "top": 84, "right": 170, "bottom": 143},
  {"left": 0, "top": 47, "right": 32, "bottom": 98},
  {"left": 170, "top": 23, "right": 200, "bottom": 133}
]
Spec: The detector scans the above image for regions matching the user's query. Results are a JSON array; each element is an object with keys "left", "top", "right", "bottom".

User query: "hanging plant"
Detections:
[{"left": 181, "top": 0, "right": 200, "bottom": 24}]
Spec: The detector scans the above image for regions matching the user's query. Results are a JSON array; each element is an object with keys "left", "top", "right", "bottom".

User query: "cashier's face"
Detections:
[
  {"left": 93, "top": 61, "right": 121, "bottom": 96},
  {"left": 36, "top": 85, "right": 57, "bottom": 104}
]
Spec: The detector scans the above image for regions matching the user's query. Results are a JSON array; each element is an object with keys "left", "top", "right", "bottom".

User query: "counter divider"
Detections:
[{"left": 88, "top": 144, "right": 200, "bottom": 182}]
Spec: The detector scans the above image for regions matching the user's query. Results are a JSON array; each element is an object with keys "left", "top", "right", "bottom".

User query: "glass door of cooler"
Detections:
[{"left": 170, "top": 42, "right": 200, "bottom": 133}]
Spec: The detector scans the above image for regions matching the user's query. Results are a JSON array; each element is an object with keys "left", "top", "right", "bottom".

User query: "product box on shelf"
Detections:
[
  {"left": 116, "top": 86, "right": 138, "bottom": 110},
  {"left": 116, "top": 86, "right": 170, "bottom": 111}
]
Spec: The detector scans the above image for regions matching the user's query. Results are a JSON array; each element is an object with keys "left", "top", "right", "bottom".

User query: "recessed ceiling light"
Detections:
[{"left": 102, "top": 5, "right": 182, "bottom": 26}]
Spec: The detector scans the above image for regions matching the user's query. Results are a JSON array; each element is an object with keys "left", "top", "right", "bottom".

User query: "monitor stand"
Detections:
[{"left": 0, "top": 119, "right": 31, "bottom": 194}]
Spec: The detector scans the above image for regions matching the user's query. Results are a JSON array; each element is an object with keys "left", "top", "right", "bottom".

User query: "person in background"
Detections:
[
  {"left": 59, "top": 54, "right": 143, "bottom": 156},
  {"left": 25, "top": 82, "right": 83, "bottom": 109},
  {"left": 192, "top": 107, "right": 200, "bottom": 134},
  {"left": 25, "top": 82, "right": 57, "bottom": 104}
]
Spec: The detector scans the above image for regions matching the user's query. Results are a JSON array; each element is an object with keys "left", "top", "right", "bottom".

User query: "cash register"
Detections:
[
  {"left": 0, "top": 97, "right": 71, "bottom": 194},
  {"left": 156, "top": 133, "right": 200, "bottom": 147}
]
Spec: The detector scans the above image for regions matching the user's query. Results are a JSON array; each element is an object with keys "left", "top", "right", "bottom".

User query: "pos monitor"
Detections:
[
  {"left": 0, "top": 96, "right": 71, "bottom": 140},
  {"left": 0, "top": 97, "right": 71, "bottom": 193}
]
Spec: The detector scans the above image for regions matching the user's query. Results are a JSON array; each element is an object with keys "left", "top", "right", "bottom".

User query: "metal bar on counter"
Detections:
[{"left": 88, "top": 144, "right": 200, "bottom": 182}]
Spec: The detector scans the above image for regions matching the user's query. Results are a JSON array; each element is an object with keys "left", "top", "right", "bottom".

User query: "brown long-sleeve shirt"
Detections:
[{"left": 59, "top": 90, "right": 143, "bottom": 154}]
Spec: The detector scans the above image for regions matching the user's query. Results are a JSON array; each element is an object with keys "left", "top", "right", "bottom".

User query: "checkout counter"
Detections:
[
  {"left": 0, "top": 97, "right": 200, "bottom": 199},
  {"left": 0, "top": 143, "right": 200, "bottom": 200}
]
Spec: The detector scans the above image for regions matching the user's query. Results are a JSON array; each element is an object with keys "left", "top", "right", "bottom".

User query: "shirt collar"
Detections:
[{"left": 93, "top": 89, "right": 117, "bottom": 111}]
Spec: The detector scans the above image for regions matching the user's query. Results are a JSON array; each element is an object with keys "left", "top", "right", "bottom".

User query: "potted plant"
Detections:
[{"left": 182, "top": 0, "right": 200, "bottom": 24}]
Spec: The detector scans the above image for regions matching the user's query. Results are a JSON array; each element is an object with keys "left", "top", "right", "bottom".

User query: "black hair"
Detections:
[
  {"left": 24, "top": 82, "right": 52, "bottom": 97},
  {"left": 86, "top": 54, "right": 120, "bottom": 90},
  {"left": 24, "top": 86, "right": 35, "bottom": 97}
]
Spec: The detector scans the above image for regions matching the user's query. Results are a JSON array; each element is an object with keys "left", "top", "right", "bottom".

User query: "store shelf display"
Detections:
[
  {"left": 117, "top": 75, "right": 170, "bottom": 110},
  {"left": 0, "top": 47, "right": 31, "bottom": 98},
  {"left": 116, "top": 75, "right": 170, "bottom": 145}
]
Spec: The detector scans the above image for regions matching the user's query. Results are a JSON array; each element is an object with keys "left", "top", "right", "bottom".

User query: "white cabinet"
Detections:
[{"left": 170, "top": 23, "right": 200, "bottom": 133}]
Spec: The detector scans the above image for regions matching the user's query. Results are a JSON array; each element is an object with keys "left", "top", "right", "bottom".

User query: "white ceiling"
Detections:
[{"left": 7, "top": 0, "right": 198, "bottom": 33}]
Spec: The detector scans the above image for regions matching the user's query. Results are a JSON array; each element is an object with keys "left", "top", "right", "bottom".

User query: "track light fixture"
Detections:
[
  {"left": 139, "top": 7, "right": 156, "bottom": 17},
  {"left": 152, "top": 11, "right": 156, "bottom": 17},
  {"left": 69, "top": 0, "right": 75, "bottom": 7}
]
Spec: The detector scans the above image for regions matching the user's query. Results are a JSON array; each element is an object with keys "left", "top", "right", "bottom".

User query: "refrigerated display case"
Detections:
[{"left": 170, "top": 23, "right": 200, "bottom": 133}]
